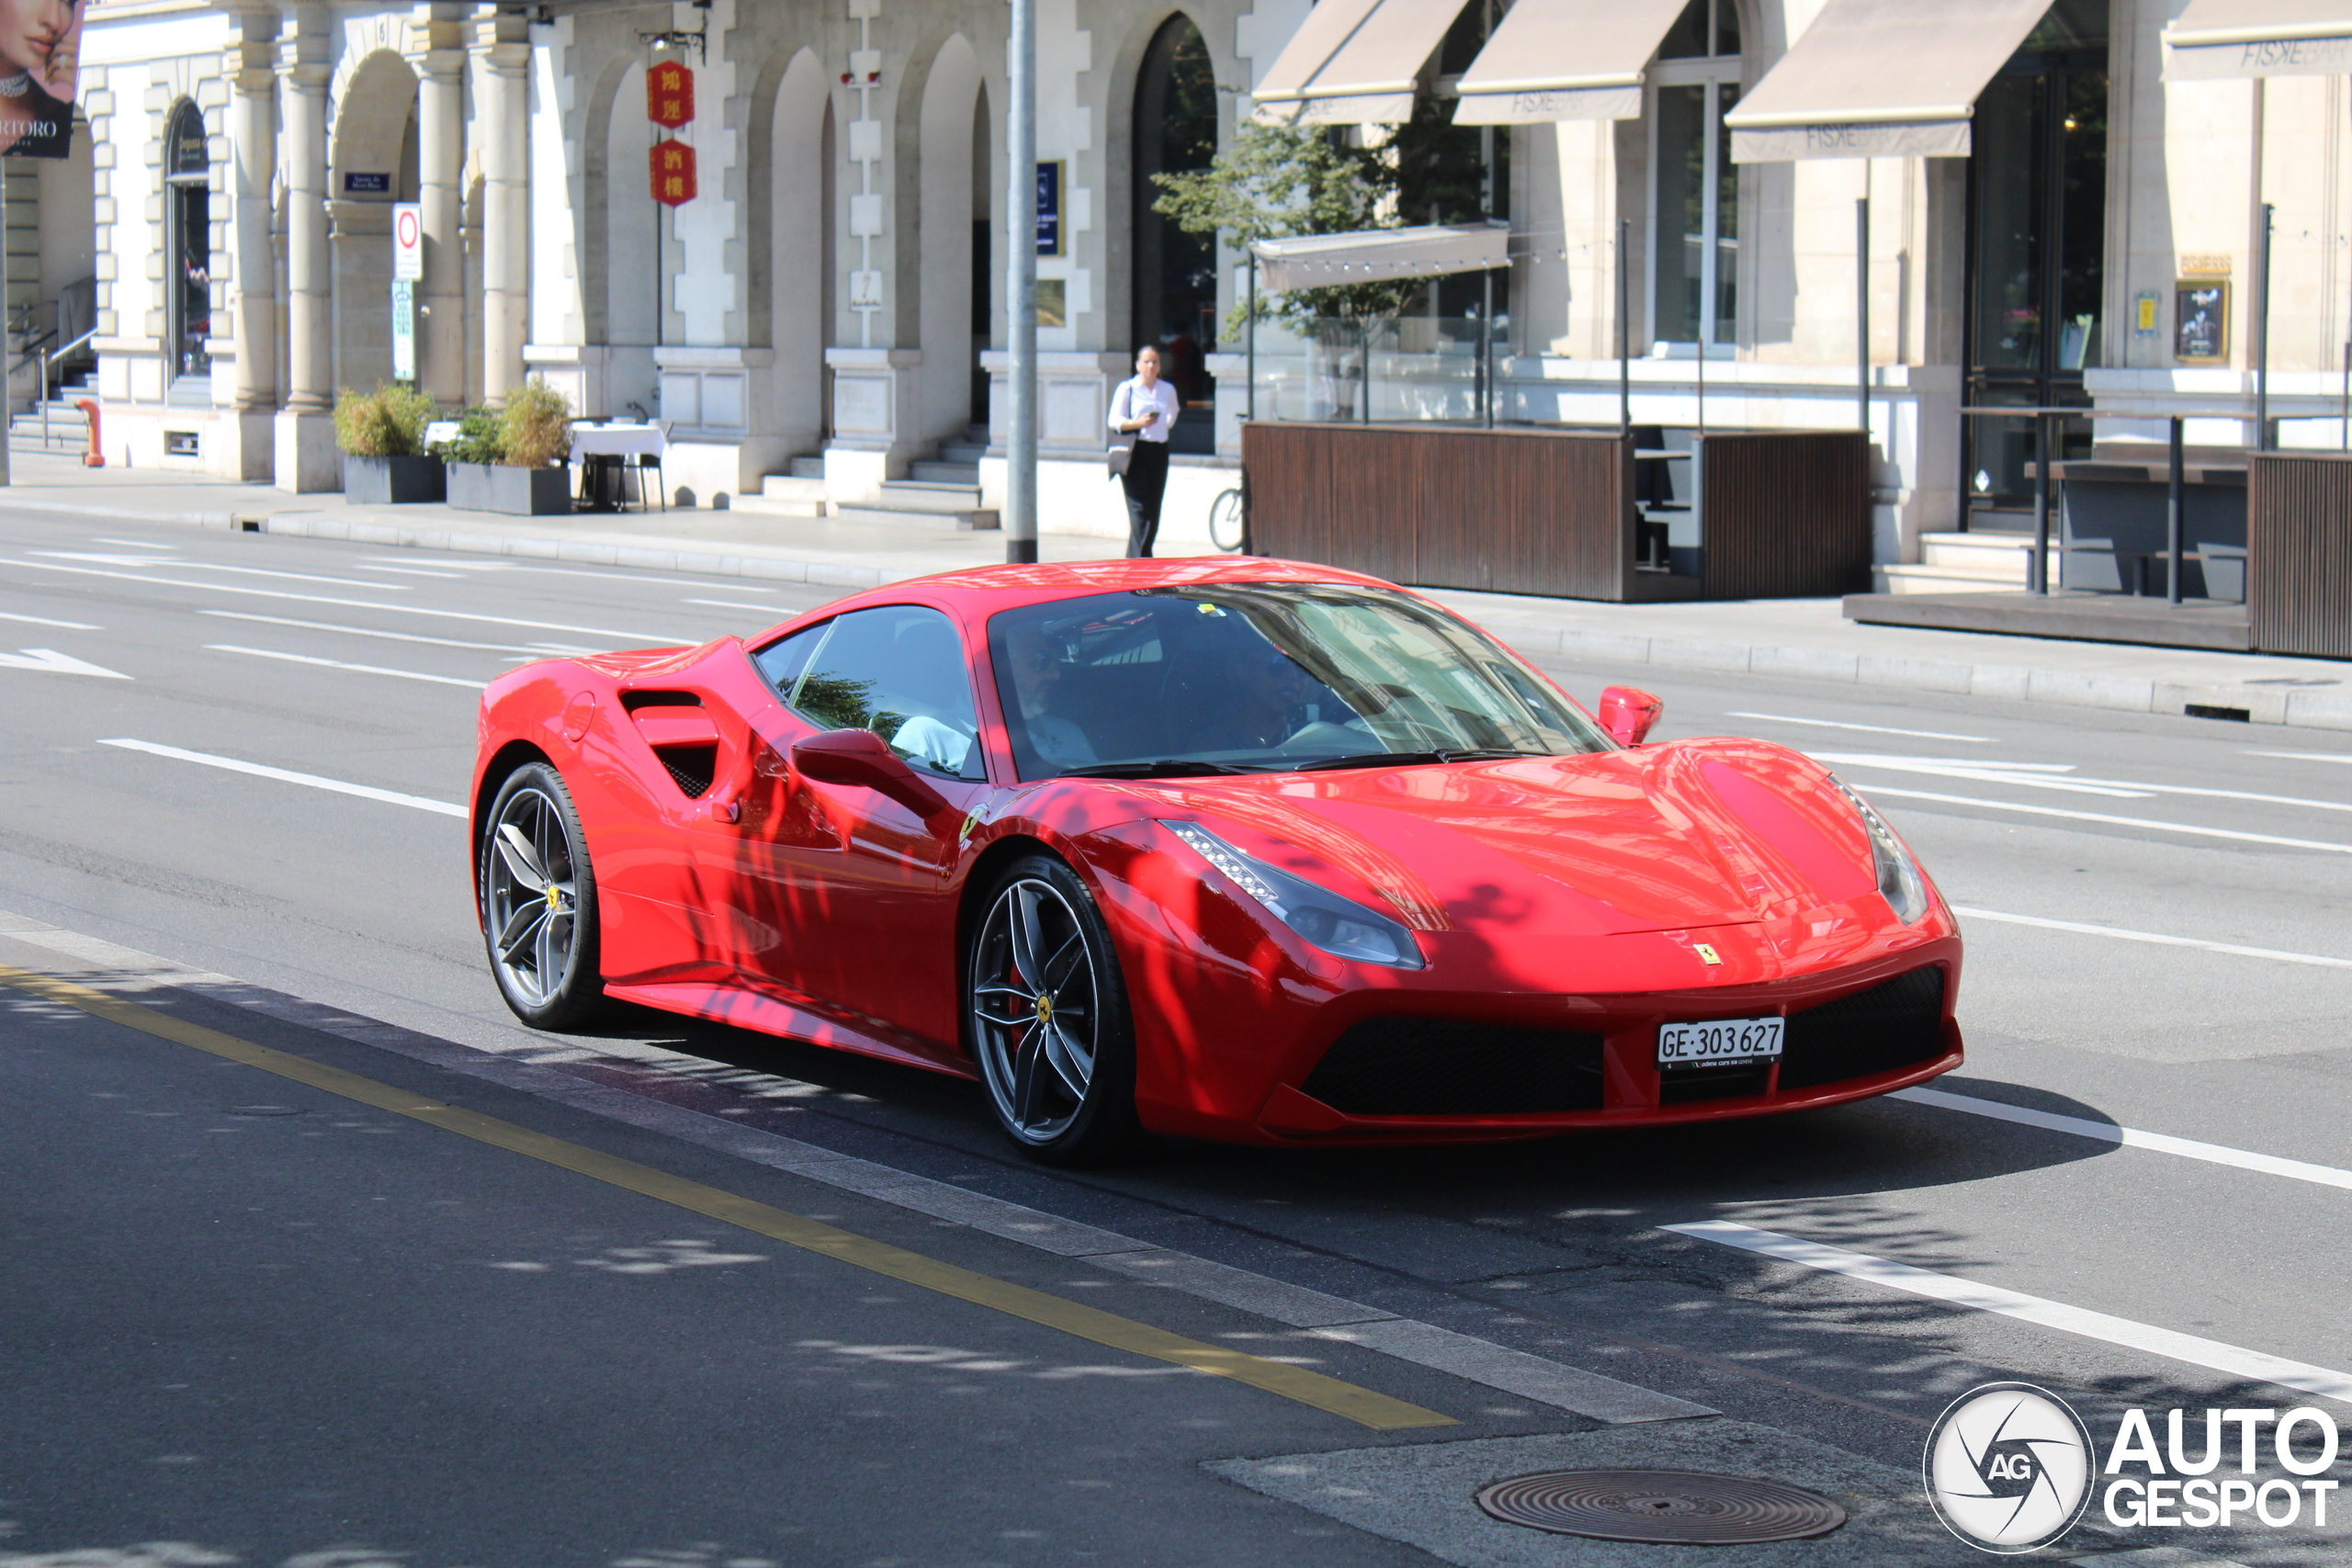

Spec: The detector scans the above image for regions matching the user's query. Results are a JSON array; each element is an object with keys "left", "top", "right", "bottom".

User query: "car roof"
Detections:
[{"left": 824, "top": 556, "right": 1401, "bottom": 623}]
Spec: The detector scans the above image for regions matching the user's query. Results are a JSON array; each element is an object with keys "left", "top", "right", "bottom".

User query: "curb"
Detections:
[{"left": 11, "top": 488, "right": 2350, "bottom": 736}]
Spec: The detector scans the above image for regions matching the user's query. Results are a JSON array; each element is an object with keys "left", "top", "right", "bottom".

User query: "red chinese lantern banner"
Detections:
[
  {"left": 648, "top": 60, "right": 695, "bottom": 129},
  {"left": 650, "top": 140, "right": 697, "bottom": 207}
]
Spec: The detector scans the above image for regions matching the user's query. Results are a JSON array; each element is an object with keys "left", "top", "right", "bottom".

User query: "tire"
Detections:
[
  {"left": 1207, "top": 486, "right": 1248, "bottom": 553},
  {"left": 966, "top": 853, "right": 1144, "bottom": 1165},
  {"left": 479, "top": 761, "right": 608, "bottom": 1031}
]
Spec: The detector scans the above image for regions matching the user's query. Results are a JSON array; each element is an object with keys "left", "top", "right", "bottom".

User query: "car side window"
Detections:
[
  {"left": 753, "top": 621, "right": 828, "bottom": 695},
  {"left": 776, "top": 605, "right": 986, "bottom": 781}
]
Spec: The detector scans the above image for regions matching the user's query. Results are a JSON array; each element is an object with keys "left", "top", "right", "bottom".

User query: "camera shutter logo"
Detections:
[{"left": 1924, "top": 1382, "right": 2094, "bottom": 1552}]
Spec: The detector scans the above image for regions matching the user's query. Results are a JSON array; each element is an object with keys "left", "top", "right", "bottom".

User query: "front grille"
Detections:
[
  {"left": 656, "top": 745, "right": 717, "bottom": 798},
  {"left": 1776, "top": 965, "right": 1947, "bottom": 1089},
  {"left": 1301, "top": 1018, "right": 1605, "bottom": 1116}
]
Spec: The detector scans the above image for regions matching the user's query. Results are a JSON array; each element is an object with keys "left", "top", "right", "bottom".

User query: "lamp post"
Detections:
[{"left": 1004, "top": 0, "right": 1038, "bottom": 564}]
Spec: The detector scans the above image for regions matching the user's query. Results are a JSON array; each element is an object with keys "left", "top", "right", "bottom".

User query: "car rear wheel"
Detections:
[
  {"left": 481, "top": 761, "right": 606, "bottom": 1031},
  {"left": 967, "top": 854, "right": 1143, "bottom": 1165}
]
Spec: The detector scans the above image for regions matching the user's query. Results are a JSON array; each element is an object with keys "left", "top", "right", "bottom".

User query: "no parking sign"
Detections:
[{"left": 391, "top": 202, "right": 423, "bottom": 282}]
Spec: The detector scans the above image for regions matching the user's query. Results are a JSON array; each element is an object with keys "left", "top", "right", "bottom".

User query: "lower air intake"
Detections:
[
  {"left": 1301, "top": 1018, "right": 1605, "bottom": 1116},
  {"left": 657, "top": 745, "right": 717, "bottom": 799},
  {"left": 1776, "top": 964, "right": 1947, "bottom": 1089}
]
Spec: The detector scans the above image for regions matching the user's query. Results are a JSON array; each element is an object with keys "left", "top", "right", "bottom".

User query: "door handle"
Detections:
[{"left": 705, "top": 795, "right": 741, "bottom": 824}]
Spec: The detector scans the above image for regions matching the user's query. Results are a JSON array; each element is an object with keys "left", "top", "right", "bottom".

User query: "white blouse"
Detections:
[{"left": 1108, "top": 377, "right": 1182, "bottom": 445}]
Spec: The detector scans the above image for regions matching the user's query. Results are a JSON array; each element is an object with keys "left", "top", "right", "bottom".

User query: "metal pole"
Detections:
[
  {"left": 1480, "top": 268, "right": 1494, "bottom": 428},
  {"left": 1617, "top": 216, "right": 1630, "bottom": 434},
  {"left": 2031, "top": 412, "right": 2052, "bottom": 594},
  {"left": 1856, "top": 196, "right": 1870, "bottom": 435},
  {"left": 40, "top": 346, "right": 50, "bottom": 451},
  {"left": 2341, "top": 340, "right": 2348, "bottom": 451},
  {"left": 2255, "top": 201, "right": 2273, "bottom": 452},
  {"left": 1005, "top": 0, "right": 1037, "bottom": 564},
  {"left": 1246, "top": 254, "right": 1257, "bottom": 423},
  {"left": 2166, "top": 414, "right": 2185, "bottom": 604},
  {"left": 1, "top": 171, "right": 10, "bottom": 489}
]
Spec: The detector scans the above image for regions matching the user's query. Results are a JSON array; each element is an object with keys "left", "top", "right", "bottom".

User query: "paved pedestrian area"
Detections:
[{"left": 4, "top": 451, "right": 2346, "bottom": 732}]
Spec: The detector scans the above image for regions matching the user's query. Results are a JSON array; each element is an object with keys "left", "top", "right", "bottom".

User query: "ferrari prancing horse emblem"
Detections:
[{"left": 1694, "top": 943, "right": 1722, "bottom": 965}]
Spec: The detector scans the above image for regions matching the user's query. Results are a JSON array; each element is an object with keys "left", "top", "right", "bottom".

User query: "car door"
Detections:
[{"left": 731, "top": 604, "right": 992, "bottom": 1061}]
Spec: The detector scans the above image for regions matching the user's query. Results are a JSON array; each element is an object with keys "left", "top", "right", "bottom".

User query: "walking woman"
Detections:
[{"left": 1108, "top": 344, "right": 1180, "bottom": 558}]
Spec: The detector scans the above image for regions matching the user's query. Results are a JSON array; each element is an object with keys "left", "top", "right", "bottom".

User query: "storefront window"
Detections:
[{"left": 1649, "top": 0, "right": 1739, "bottom": 347}]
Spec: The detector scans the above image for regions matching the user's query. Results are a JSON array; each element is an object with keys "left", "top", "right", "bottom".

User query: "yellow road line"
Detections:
[{"left": 0, "top": 963, "right": 1455, "bottom": 1432}]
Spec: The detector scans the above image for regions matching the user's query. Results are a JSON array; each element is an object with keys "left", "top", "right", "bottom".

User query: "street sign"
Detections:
[
  {"left": 651, "top": 141, "right": 697, "bottom": 207},
  {"left": 391, "top": 201, "right": 423, "bottom": 282},
  {"left": 391, "top": 279, "right": 416, "bottom": 381},
  {"left": 1035, "top": 161, "right": 1062, "bottom": 256},
  {"left": 648, "top": 61, "right": 695, "bottom": 129}
]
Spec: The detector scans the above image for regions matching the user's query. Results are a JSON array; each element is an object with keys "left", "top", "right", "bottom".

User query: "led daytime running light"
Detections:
[
  {"left": 1164, "top": 820, "right": 1423, "bottom": 969},
  {"left": 1830, "top": 775, "right": 1931, "bottom": 924},
  {"left": 1167, "top": 821, "right": 1289, "bottom": 916}
]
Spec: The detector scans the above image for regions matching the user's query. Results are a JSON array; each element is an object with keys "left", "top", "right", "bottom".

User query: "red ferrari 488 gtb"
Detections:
[{"left": 471, "top": 558, "right": 1961, "bottom": 1162}]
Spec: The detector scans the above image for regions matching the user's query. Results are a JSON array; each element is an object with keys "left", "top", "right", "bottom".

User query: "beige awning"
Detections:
[
  {"left": 1250, "top": 223, "right": 1510, "bottom": 290},
  {"left": 2167, "top": 0, "right": 2352, "bottom": 78},
  {"left": 1724, "top": 0, "right": 2051, "bottom": 163},
  {"left": 1252, "top": 0, "right": 1471, "bottom": 127},
  {"left": 1453, "top": 0, "right": 1691, "bottom": 124}
]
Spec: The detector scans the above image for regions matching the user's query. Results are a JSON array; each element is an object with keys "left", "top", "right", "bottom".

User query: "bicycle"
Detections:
[{"left": 1207, "top": 483, "right": 1248, "bottom": 553}]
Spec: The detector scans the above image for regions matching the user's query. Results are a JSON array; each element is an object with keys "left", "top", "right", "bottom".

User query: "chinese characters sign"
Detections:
[
  {"left": 651, "top": 141, "right": 698, "bottom": 208},
  {"left": 647, "top": 61, "right": 695, "bottom": 129}
]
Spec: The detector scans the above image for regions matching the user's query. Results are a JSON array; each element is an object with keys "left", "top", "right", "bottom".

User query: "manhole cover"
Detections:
[{"left": 1476, "top": 1469, "right": 1848, "bottom": 1544}]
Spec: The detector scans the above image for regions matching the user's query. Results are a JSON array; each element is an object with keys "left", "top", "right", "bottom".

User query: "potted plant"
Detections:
[
  {"left": 334, "top": 383, "right": 443, "bottom": 502},
  {"left": 439, "top": 378, "right": 576, "bottom": 516}
]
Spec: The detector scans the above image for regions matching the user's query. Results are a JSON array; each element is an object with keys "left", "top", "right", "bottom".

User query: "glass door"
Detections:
[{"left": 1964, "top": 1, "right": 2108, "bottom": 524}]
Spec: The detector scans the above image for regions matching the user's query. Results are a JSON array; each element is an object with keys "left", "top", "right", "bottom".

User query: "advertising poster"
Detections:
[{"left": 2, "top": 0, "right": 84, "bottom": 159}]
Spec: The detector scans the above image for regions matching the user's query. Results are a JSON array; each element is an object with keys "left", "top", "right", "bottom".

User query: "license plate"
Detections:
[{"left": 1657, "top": 1016, "right": 1784, "bottom": 1069}]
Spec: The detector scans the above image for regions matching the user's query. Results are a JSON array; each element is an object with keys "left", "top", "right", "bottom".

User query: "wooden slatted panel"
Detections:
[
  {"left": 2249, "top": 453, "right": 2352, "bottom": 659},
  {"left": 1697, "top": 430, "right": 1872, "bottom": 599}
]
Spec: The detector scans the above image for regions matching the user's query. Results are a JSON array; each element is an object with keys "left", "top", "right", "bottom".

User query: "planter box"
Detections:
[
  {"left": 446, "top": 462, "right": 572, "bottom": 516},
  {"left": 343, "top": 453, "right": 445, "bottom": 504}
]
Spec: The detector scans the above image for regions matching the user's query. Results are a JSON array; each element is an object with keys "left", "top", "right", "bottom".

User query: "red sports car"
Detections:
[{"left": 471, "top": 558, "right": 1961, "bottom": 1163}]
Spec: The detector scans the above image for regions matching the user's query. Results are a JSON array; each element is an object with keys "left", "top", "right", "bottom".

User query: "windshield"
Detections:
[{"left": 986, "top": 583, "right": 1613, "bottom": 781}]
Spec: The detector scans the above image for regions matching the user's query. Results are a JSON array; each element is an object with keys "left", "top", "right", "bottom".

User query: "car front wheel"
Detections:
[{"left": 480, "top": 761, "right": 607, "bottom": 1031}]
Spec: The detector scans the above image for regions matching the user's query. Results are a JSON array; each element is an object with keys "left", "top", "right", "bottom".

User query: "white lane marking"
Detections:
[
  {"left": 88, "top": 536, "right": 173, "bottom": 549},
  {"left": 1729, "top": 712, "right": 1993, "bottom": 742},
  {"left": 361, "top": 555, "right": 778, "bottom": 592},
  {"left": 0, "top": 610, "right": 100, "bottom": 629},
  {"left": 96, "top": 739, "right": 467, "bottom": 818},
  {"left": 363, "top": 565, "right": 467, "bottom": 579},
  {"left": 2250, "top": 750, "right": 2352, "bottom": 766},
  {"left": 199, "top": 610, "right": 594, "bottom": 656},
  {"left": 1667, "top": 1220, "right": 2352, "bottom": 1403},
  {"left": 1889, "top": 1087, "right": 2352, "bottom": 1193},
  {"left": 0, "top": 648, "right": 130, "bottom": 679},
  {"left": 0, "top": 557, "right": 689, "bottom": 643},
  {"left": 29, "top": 550, "right": 411, "bottom": 592},
  {"left": 1826, "top": 751, "right": 2352, "bottom": 814},
  {"left": 1954, "top": 906, "right": 2352, "bottom": 971},
  {"left": 1857, "top": 784, "right": 2352, "bottom": 855},
  {"left": 206, "top": 645, "right": 488, "bottom": 690},
  {"left": 684, "top": 598, "right": 791, "bottom": 614}
]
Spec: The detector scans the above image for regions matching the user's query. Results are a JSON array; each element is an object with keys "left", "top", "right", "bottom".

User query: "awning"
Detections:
[
  {"left": 1723, "top": 0, "right": 2051, "bottom": 163},
  {"left": 2166, "top": 0, "right": 2352, "bottom": 78},
  {"left": 1453, "top": 0, "right": 1690, "bottom": 124},
  {"left": 1251, "top": 0, "right": 1470, "bottom": 126},
  {"left": 1249, "top": 223, "right": 1510, "bottom": 290}
]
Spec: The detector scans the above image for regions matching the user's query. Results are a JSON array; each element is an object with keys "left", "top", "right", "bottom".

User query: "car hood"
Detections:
[{"left": 1143, "top": 739, "right": 1880, "bottom": 939}]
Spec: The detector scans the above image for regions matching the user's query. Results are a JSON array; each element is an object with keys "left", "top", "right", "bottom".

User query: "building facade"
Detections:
[{"left": 31, "top": 0, "right": 2352, "bottom": 565}]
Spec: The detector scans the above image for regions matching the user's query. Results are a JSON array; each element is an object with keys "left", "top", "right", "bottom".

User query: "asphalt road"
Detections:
[{"left": 0, "top": 507, "right": 2346, "bottom": 1566}]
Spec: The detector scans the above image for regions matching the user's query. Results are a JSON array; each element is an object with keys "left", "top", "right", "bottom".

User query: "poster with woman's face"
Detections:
[{"left": 0, "top": 0, "right": 83, "bottom": 159}]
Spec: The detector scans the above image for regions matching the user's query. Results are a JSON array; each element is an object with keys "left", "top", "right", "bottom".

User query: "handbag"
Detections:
[{"left": 1106, "top": 435, "right": 1134, "bottom": 478}]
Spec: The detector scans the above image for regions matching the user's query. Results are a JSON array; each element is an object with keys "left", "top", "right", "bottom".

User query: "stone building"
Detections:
[{"left": 29, "top": 0, "right": 2352, "bottom": 567}]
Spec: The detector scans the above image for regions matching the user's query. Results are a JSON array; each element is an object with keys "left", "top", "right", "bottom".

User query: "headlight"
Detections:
[
  {"left": 1829, "top": 776, "right": 1931, "bottom": 924},
  {"left": 1165, "top": 821, "right": 1424, "bottom": 969}
]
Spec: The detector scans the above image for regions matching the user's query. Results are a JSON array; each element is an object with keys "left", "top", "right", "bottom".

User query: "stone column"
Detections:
[
  {"left": 222, "top": 9, "right": 279, "bottom": 479},
  {"left": 477, "top": 18, "right": 530, "bottom": 404},
  {"left": 275, "top": 4, "right": 336, "bottom": 491},
  {"left": 415, "top": 31, "right": 467, "bottom": 406}
]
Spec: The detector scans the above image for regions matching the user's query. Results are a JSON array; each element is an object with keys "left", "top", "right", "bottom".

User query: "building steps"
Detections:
[
  {"left": 1876, "top": 531, "right": 2056, "bottom": 594},
  {"left": 729, "top": 469, "right": 828, "bottom": 518},
  {"left": 7, "top": 393, "right": 93, "bottom": 455},
  {"left": 909, "top": 459, "right": 981, "bottom": 483}
]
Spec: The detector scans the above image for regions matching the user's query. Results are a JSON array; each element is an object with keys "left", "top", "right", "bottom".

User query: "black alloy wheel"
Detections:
[
  {"left": 967, "top": 853, "right": 1142, "bottom": 1164},
  {"left": 480, "top": 761, "right": 607, "bottom": 1030}
]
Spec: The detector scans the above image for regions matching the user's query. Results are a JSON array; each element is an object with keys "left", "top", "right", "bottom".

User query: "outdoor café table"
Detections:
[{"left": 569, "top": 422, "right": 667, "bottom": 511}]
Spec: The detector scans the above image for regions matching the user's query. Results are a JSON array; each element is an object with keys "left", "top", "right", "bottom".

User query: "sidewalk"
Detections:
[{"left": 5, "top": 451, "right": 2347, "bottom": 733}]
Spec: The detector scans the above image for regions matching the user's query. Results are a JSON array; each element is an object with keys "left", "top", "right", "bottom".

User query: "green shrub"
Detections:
[
  {"left": 331, "top": 383, "right": 435, "bottom": 457},
  {"left": 430, "top": 407, "right": 505, "bottom": 466},
  {"left": 497, "top": 377, "right": 573, "bottom": 468}
]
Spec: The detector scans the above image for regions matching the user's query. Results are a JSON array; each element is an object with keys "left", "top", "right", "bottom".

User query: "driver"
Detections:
[
  {"left": 1193, "top": 645, "right": 1319, "bottom": 753},
  {"left": 1003, "top": 621, "right": 1097, "bottom": 771}
]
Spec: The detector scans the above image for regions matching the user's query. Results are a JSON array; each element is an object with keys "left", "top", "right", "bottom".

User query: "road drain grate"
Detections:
[{"left": 1476, "top": 1469, "right": 1849, "bottom": 1544}]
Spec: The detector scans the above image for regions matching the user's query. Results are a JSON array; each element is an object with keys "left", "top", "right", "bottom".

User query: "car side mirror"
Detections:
[
  {"left": 1598, "top": 686, "right": 1664, "bottom": 747},
  {"left": 790, "top": 728, "right": 954, "bottom": 824}
]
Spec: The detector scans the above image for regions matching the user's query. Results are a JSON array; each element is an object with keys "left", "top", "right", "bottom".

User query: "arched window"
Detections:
[
  {"left": 1132, "top": 15, "right": 1218, "bottom": 453},
  {"left": 1648, "top": 0, "right": 1740, "bottom": 348},
  {"left": 164, "top": 100, "right": 211, "bottom": 379}
]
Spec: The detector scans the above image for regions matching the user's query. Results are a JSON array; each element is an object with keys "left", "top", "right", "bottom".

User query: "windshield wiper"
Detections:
[
  {"left": 1057, "top": 759, "right": 1261, "bottom": 779},
  {"left": 1290, "top": 749, "right": 1544, "bottom": 773}
]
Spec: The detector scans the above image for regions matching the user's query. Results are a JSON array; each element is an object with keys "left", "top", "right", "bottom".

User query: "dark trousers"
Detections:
[{"left": 1121, "top": 440, "right": 1170, "bottom": 558}]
